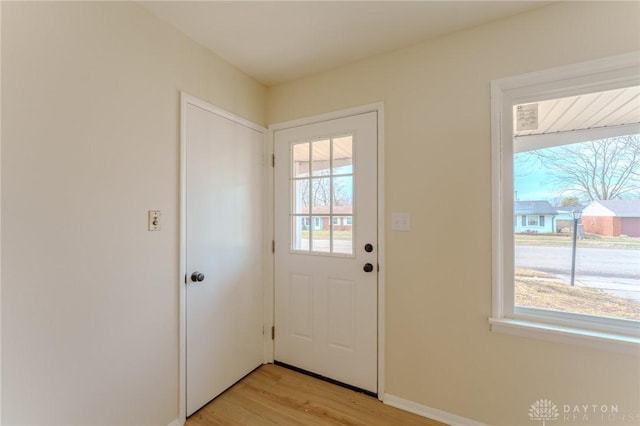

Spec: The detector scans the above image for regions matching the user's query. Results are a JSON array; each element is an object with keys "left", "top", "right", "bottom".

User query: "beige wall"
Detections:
[
  {"left": 2, "top": 1, "right": 640, "bottom": 426},
  {"left": 1, "top": 2, "right": 265, "bottom": 425},
  {"left": 268, "top": 2, "right": 640, "bottom": 425}
]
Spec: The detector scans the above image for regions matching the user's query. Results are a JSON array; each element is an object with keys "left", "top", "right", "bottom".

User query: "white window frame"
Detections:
[{"left": 490, "top": 52, "right": 640, "bottom": 354}]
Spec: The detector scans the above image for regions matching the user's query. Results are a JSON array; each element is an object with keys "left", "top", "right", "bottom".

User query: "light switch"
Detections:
[
  {"left": 391, "top": 212, "right": 411, "bottom": 231},
  {"left": 148, "top": 210, "right": 161, "bottom": 231}
]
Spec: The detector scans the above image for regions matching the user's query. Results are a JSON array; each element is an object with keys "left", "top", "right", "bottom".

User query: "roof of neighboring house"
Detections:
[
  {"left": 514, "top": 200, "right": 558, "bottom": 215},
  {"left": 583, "top": 199, "right": 640, "bottom": 218}
]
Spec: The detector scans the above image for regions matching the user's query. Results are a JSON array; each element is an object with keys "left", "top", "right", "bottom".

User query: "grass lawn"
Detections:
[
  {"left": 515, "top": 233, "right": 640, "bottom": 249},
  {"left": 515, "top": 269, "right": 640, "bottom": 320}
]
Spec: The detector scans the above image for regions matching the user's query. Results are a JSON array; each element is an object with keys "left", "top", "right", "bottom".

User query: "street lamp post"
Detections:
[{"left": 570, "top": 209, "right": 582, "bottom": 286}]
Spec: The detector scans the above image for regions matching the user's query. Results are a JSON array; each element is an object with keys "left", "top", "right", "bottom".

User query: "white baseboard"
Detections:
[
  {"left": 167, "top": 418, "right": 181, "bottom": 426},
  {"left": 383, "top": 394, "right": 486, "bottom": 426}
]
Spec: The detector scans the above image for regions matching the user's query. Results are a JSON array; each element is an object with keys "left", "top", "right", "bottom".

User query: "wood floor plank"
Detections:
[{"left": 186, "top": 364, "right": 447, "bottom": 426}]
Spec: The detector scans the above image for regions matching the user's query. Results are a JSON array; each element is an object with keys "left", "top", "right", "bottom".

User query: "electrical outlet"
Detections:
[
  {"left": 391, "top": 212, "right": 411, "bottom": 231},
  {"left": 148, "top": 210, "right": 161, "bottom": 231}
]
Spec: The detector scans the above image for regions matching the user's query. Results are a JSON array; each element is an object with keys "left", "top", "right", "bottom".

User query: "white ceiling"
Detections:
[{"left": 141, "top": 1, "right": 552, "bottom": 86}]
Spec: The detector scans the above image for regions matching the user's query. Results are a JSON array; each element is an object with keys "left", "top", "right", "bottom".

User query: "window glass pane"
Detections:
[
  {"left": 513, "top": 93, "right": 640, "bottom": 321},
  {"left": 311, "top": 177, "right": 331, "bottom": 213},
  {"left": 311, "top": 139, "right": 330, "bottom": 177},
  {"left": 291, "top": 216, "right": 309, "bottom": 251},
  {"left": 291, "top": 179, "right": 310, "bottom": 214},
  {"left": 310, "top": 216, "right": 330, "bottom": 253},
  {"left": 292, "top": 143, "right": 310, "bottom": 178},
  {"left": 333, "top": 136, "right": 353, "bottom": 175},
  {"left": 332, "top": 216, "right": 353, "bottom": 255},
  {"left": 333, "top": 176, "right": 353, "bottom": 215}
]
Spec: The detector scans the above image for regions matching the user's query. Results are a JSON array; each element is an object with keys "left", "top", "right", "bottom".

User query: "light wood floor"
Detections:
[{"left": 186, "top": 364, "right": 447, "bottom": 426}]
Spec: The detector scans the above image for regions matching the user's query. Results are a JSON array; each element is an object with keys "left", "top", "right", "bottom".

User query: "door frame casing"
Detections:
[
  {"left": 178, "top": 92, "right": 268, "bottom": 424},
  {"left": 266, "top": 103, "right": 386, "bottom": 399}
]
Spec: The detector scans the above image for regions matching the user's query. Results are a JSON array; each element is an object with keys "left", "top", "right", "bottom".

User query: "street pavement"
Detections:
[{"left": 515, "top": 245, "right": 640, "bottom": 302}]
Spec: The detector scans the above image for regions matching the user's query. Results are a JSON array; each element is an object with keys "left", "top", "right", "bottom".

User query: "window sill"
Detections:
[{"left": 489, "top": 317, "right": 640, "bottom": 355}]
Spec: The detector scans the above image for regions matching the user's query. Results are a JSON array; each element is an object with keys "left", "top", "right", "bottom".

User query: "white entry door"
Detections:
[
  {"left": 183, "top": 97, "right": 265, "bottom": 416},
  {"left": 274, "top": 111, "right": 378, "bottom": 393}
]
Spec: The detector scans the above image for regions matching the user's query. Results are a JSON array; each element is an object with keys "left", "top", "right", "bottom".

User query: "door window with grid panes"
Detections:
[{"left": 290, "top": 136, "right": 354, "bottom": 255}]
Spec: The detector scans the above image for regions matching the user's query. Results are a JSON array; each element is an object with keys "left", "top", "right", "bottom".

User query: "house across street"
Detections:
[
  {"left": 582, "top": 199, "right": 640, "bottom": 237},
  {"left": 514, "top": 200, "right": 557, "bottom": 234}
]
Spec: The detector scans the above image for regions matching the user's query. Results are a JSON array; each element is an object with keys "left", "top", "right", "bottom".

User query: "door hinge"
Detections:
[
  {"left": 271, "top": 154, "right": 275, "bottom": 167},
  {"left": 271, "top": 326, "right": 275, "bottom": 340},
  {"left": 272, "top": 240, "right": 275, "bottom": 253}
]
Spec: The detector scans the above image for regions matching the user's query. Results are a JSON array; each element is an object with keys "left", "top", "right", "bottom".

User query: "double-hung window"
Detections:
[
  {"left": 490, "top": 52, "right": 640, "bottom": 352},
  {"left": 527, "top": 216, "right": 539, "bottom": 227}
]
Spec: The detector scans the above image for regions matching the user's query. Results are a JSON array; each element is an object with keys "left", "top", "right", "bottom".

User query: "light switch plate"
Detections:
[
  {"left": 148, "top": 210, "right": 161, "bottom": 231},
  {"left": 391, "top": 212, "right": 411, "bottom": 231}
]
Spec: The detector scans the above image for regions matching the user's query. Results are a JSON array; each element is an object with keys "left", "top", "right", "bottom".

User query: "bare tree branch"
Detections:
[{"left": 524, "top": 135, "right": 640, "bottom": 201}]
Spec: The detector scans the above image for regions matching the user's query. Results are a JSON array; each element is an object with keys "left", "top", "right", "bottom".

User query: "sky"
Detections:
[
  {"left": 514, "top": 154, "right": 561, "bottom": 202},
  {"left": 514, "top": 135, "right": 640, "bottom": 205}
]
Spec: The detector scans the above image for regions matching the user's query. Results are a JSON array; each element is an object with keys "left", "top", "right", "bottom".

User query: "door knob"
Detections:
[
  {"left": 191, "top": 271, "right": 205, "bottom": 282},
  {"left": 363, "top": 263, "right": 374, "bottom": 273}
]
